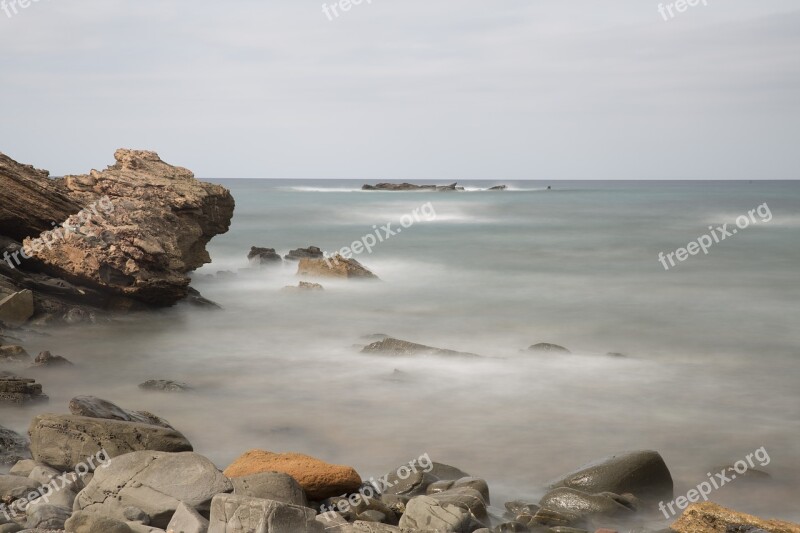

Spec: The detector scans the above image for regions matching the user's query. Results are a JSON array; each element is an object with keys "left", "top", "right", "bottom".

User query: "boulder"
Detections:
[
  {"left": 138, "top": 380, "right": 192, "bottom": 393},
  {"left": 232, "top": 472, "right": 308, "bottom": 507},
  {"left": 528, "top": 343, "right": 571, "bottom": 354},
  {"left": 297, "top": 256, "right": 378, "bottom": 280},
  {"left": 538, "top": 488, "right": 635, "bottom": 519},
  {"left": 361, "top": 338, "right": 479, "bottom": 358},
  {"left": 671, "top": 502, "right": 800, "bottom": 533},
  {"left": 25, "top": 503, "right": 71, "bottom": 530},
  {"left": 28, "top": 414, "right": 192, "bottom": 471},
  {"left": 64, "top": 510, "right": 134, "bottom": 533},
  {"left": 248, "top": 247, "right": 282, "bottom": 264},
  {"left": 0, "top": 473, "right": 41, "bottom": 503},
  {"left": 548, "top": 451, "right": 673, "bottom": 504},
  {"left": 224, "top": 450, "right": 361, "bottom": 501},
  {"left": 207, "top": 493, "right": 320, "bottom": 533},
  {"left": 31, "top": 351, "right": 73, "bottom": 367},
  {"left": 0, "top": 374, "right": 47, "bottom": 405},
  {"left": 0, "top": 426, "right": 30, "bottom": 465},
  {"left": 68, "top": 396, "right": 174, "bottom": 428},
  {"left": 0, "top": 291, "right": 34, "bottom": 327},
  {"left": 398, "top": 495, "right": 485, "bottom": 532},
  {"left": 75, "top": 451, "right": 232, "bottom": 528},
  {"left": 285, "top": 247, "right": 323, "bottom": 261},
  {"left": 166, "top": 501, "right": 209, "bottom": 533}
]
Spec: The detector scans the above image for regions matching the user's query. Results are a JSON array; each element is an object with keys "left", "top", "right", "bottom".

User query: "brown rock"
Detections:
[
  {"left": 0, "top": 373, "right": 48, "bottom": 404},
  {"left": 282, "top": 281, "right": 324, "bottom": 292},
  {"left": 671, "top": 502, "right": 800, "bottom": 533},
  {"left": 0, "top": 289, "right": 34, "bottom": 326},
  {"left": 32, "top": 350, "right": 73, "bottom": 367},
  {"left": 223, "top": 449, "right": 362, "bottom": 500},
  {"left": 297, "top": 255, "right": 378, "bottom": 280}
]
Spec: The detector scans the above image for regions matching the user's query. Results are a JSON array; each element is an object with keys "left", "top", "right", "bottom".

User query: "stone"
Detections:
[
  {"left": 487, "top": 185, "right": 508, "bottom": 191},
  {"left": 285, "top": 247, "right": 323, "bottom": 261},
  {"left": 29, "top": 414, "right": 192, "bottom": 471},
  {"left": 138, "top": 380, "right": 192, "bottom": 393},
  {"left": 68, "top": 396, "right": 174, "bottom": 428},
  {"left": 361, "top": 338, "right": 479, "bottom": 358},
  {"left": 538, "top": 488, "right": 635, "bottom": 519},
  {"left": 64, "top": 511, "right": 134, "bottom": 533},
  {"left": 207, "top": 493, "right": 320, "bottom": 533},
  {"left": 0, "top": 473, "right": 41, "bottom": 503},
  {"left": 25, "top": 503, "right": 71, "bottom": 529},
  {"left": 0, "top": 427, "right": 30, "bottom": 465},
  {"left": 503, "top": 500, "right": 540, "bottom": 518},
  {"left": 0, "top": 291, "right": 34, "bottom": 327},
  {"left": 0, "top": 375, "right": 47, "bottom": 405},
  {"left": 282, "top": 282, "right": 324, "bottom": 292},
  {"left": 297, "top": 256, "right": 378, "bottom": 280},
  {"left": 548, "top": 451, "right": 673, "bottom": 504},
  {"left": 8, "top": 459, "right": 37, "bottom": 476},
  {"left": 428, "top": 487, "right": 488, "bottom": 521},
  {"left": 398, "top": 495, "right": 485, "bottom": 532},
  {"left": 75, "top": 451, "right": 232, "bottom": 529},
  {"left": 528, "top": 343, "right": 571, "bottom": 354},
  {"left": 362, "top": 182, "right": 459, "bottom": 192},
  {"left": 671, "top": 502, "right": 800, "bottom": 533},
  {"left": 165, "top": 502, "right": 208, "bottom": 533},
  {"left": 224, "top": 450, "right": 361, "bottom": 501},
  {"left": 248, "top": 247, "right": 282, "bottom": 264},
  {"left": 31, "top": 351, "right": 73, "bottom": 367},
  {"left": 0, "top": 346, "right": 30, "bottom": 364},
  {"left": 232, "top": 472, "right": 308, "bottom": 507}
]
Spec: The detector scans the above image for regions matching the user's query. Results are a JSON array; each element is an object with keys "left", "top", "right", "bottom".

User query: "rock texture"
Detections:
[
  {"left": 0, "top": 424, "right": 30, "bottom": 465},
  {"left": 0, "top": 290, "right": 34, "bottom": 326},
  {"left": 285, "top": 246, "right": 323, "bottom": 261},
  {"left": 248, "top": 247, "right": 282, "bottom": 264},
  {"left": 69, "top": 396, "right": 174, "bottom": 428},
  {"left": 232, "top": 471, "right": 309, "bottom": 507},
  {"left": 671, "top": 502, "right": 800, "bottom": 533},
  {"left": 224, "top": 450, "right": 362, "bottom": 501},
  {"left": 297, "top": 256, "right": 378, "bottom": 280},
  {"left": 0, "top": 373, "right": 48, "bottom": 404},
  {"left": 207, "top": 493, "right": 320, "bottom": 533}
]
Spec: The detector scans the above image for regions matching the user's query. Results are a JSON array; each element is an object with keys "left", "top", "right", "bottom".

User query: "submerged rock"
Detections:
[
  {"left": 282, "top": 281, "right": 324, "bottom": 292},
  {"left": 248, "top": 246, "right": 283, "bottom": 264},
  {"left": 31, "top": 350, "right": 74, "bottom": 367},
  {"left": 297, "top": 255, "right": 378, "bottom": 280},
  {"left": 671, "top": 502, "right": 800, "bottom": 533},
  {"left": 529, "top": 343, "right": 571, "bottom": 354},
  {"left": 0, "top": 373, "right": 48, "bottom": 405},
  {"left": 138, "top": 379, "right": 192, "bottom": 392},
  {"left": 362, "top": 337, "right": 479, "bottom": 358},
  {"left": 224, "top": 450, "right": 362, "bottom": 500},
  {"left": 0, "top": 345, "right": 30, "bottom": 364}
]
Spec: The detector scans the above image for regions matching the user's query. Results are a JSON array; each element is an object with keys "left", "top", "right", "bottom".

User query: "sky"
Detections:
[{"left": 1, "top": 0, "right": 798, "bottom": 179}]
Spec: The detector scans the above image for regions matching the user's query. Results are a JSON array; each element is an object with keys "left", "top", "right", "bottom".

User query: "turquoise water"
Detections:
[{"left": 4, "top": 180, "right": 799, "bottom": 521}]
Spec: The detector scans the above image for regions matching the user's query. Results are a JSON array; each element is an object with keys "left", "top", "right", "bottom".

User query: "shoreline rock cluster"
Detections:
[{"left": 1, "top": 399, "right": 797, "bottom": 532}]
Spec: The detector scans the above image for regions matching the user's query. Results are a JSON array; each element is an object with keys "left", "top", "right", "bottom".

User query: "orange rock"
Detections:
[
  {"left": 672, "top": 502, "right": 800, "bottom": 533},
  {"left": 224, "top": 450, "right": 362, "bottom": 500}
]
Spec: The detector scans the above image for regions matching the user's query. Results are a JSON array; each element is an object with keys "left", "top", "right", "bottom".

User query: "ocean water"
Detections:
[{"left": 3, "top": 180, "right": 799, "bottom": 522}]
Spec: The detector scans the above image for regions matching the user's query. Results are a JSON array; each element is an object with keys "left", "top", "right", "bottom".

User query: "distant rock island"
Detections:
[{"left": 362, "top": 182, "right": 507, "bottom": 191}]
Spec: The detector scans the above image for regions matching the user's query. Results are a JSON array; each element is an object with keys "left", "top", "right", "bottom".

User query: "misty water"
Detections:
[{"left": 3, "top": 180, "right": 799, "bottom": 522}]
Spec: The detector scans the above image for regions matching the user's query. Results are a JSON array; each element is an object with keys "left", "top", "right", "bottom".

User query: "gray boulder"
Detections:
[
  {"left": 0, "top": 474, "right": 41, "bottom": 503},
  {"left": 398, "top": 495, "right": 484, "bottom": 532},
  {"left": 539, "top": 487, "right": 635, "bottom": 518},
  {"left": 64, "top": 510, "right": 133, "bottom": 533},
  {"left": 75, "top": 451, "right": 231, "bottom": 529},
  {"left": 232, "top": 472, "right": 308, "bottom": 507},
  {"left": 68, "top": 396, "right": 174, "bottom": 428},
  {"left": 548, "top": 451, "right": 673, "bottom": 504},
  {"left": 207, "top": 493, "right": 320, "bottom": 533},
  {"left": 25, "top": 503, "right": 71, "bottom": 529},
  {"left": 166, "top": 502, "right": 208, "bottom": 533}
]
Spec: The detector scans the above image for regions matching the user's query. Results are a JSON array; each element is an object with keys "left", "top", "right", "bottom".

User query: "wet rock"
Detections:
[
  {"left": 671, "top": 502, "right": 800, "bottom": 533},
  {"left": 165, "top": 501, "right": 208, "bottom": 533},
  {"left": 426, "top": 478, "right": 490, "bottom": 505},
  {"left": 398, "top": 494, "right": 485, "bottom": 532},
  {"left": 362, "top": 182, "right": 459, "bottom": 192},
  {"left": 138, "top": 380, "right": 192, "bottom": 393},
  {"left": 0, "top": 426, "right": 30, "bottom": 465},
  {"left": 0, "top": 374, "right": 48, "bottom": 405},
  {"left": 297, "top": 255, "right": 378, "bottom": 280},
  {"left": 0, "top": 346, "right": 30, "bottom": 365},
  {"left": 362, "top": 337, "right": 479, "bottom": 358},
  {"left": 0, "top": 291, "right": 34, "bottom": 327},
  {"left": 64, "top": 510, "right": 134, "bottom": 533},
  {"left": 68, "top": 396, "right": 174, "bottom": 428},
  {"left": 231, "top": 471, "right": 308, "bottom": 507},
  {"left": 548, "top": 451, "right": 673, "bottom": 504},
  {"left": 31, "top": 351, "right": 73, "bottom": 368},
  {"left": 224, "top": 450, "right": 362, "bottom": 501},
  {"left": 248, "top": 247, "right": 282, "bottom": 264},
  {"left": 428, "top": 486, "right": 488, "bottom": 521},
  {"left": 29, "top": 414, "right": 192, "bottom": 471},
  {"left": 282, "top": 282, "right": 324, "bottom": 292},
  {"left": 528, "top": 343, "right": 571, "bottom": 354},
  {"left": 285, "top": 247, "right": 324, "bottom": 261},
  {"left": 504, "top": 500, "right": 540, "bottom": 518},
  {"left": 207, "top": 493, "right": 319, "bottom": 533},
  {"left": 75, "top": 450, "right": 231, "bottom": 528},
  {"left": 530, "top": 507, "right": 583, "bottom": 528},
  {"left": 539, "top": 488, "right": 635, "bottom": 519}
]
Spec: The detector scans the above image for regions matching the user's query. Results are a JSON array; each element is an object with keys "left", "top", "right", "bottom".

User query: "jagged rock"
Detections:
[
  {"left": 75, "top": 451, "right": 232, "bottom": 528},
  {"left": 528, "top": 343, "right": 571, "bottom": 354},
  {"left": 248, "top": 247, "right": 282, "bottom": 264},
  {"left": 671, "top": 502, "right": 800, "bottom": 533},
  {"left": 12, "top": 149, "right": 234, "bottom": 307},
  {"left": 224, "top": 450, "right": 362, "bottom": 501},
  {"left": 138, "top": 380, "right": 192, "bottom": 393},
  {"left": 362, "top": 337, "right": 479, "bottom": 358},
  {"left": 0, "top": 374, "right": 48, "bottom": 404},
  {"left": 0, "top": 425, "right": 30, "bottom": 465},
  {"left": 297, "top": 256, "right": 378, "bottom": 280},
  {"left": 282, "top": 282, "right": 324, "bottom": 292},
  {"left": 207, "top": 493, "right": 320, "bottom": 533},
  {"left": 29, "top": 414, "right": 192, "bottom": 471},
  {"left": 285, "top": 246, "right": 323, "bottom": 261},
  {"left": 362, "top": 182, "right": 458, "bottom": 192},
  {"left": 31, "top": 351, "right": 73, "bottom": 367},
  {"left": 68, "top": 396, "right": 174, "bottom": 428},
  {"left": 0, "top": 290, "right": 34, "bottom": 327}
]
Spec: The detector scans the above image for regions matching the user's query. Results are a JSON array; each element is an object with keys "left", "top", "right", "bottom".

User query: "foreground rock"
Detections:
[
  {"left": 69, "top": 395, "right": 174, "bottom": 428},
  {"left": 548, "top": 450, "right": 673, "bottom": 504},
  {"left": 362, "top": 337, "right": 479, "bottom": 358},
  {"left": 231, "top": 471, "right": 308, "bottom": 507},
  {"left": 398, "top": 495, "right": 485, "bottom": 531},
  {"left": 297, "top": 256, "right": 378, "bottom": 280},
  {"left": 29, "top": 413, "right": 192, "bottom": 470},
  {"left": 224, "top": 450, "right": 362, "bottom": 500},
  {"left": 0, "top": 289, "right": 34, "bottom": 326},
  {"left": 0, "top": 372, "right": 48, "bottom": 404},
  {"left": 672, "top": 502, "right": 800, "bottom": 533},
  {"left": 0, "top": 424, "right": 30, "bottom": 465},
  {"left": 75, "top": 450, "right": 232, "bottom": 528},
  {"left": 208, "top": 493, "right": 320, "bottom": 533}
]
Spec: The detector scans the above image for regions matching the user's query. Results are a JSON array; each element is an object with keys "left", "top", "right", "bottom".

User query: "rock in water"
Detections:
[
  {"left": 21, "top": 149, "right": 235, "bottom": 307},
  {"left": 285, "top": 246, "right": 323, "bottom": 261},
  {"left": 548, "top": 450, "right": 673, "bottom": 505},
  {"left": 138, "top": 379, "right": 192, "bottom": 392},
  {"left": 69, "top": 395, "right": 174, "bottom": 428},
  {"left": 282, "top": 281, "right": 324, "bottom": 292},
  {"left": 0, "top": 345, "right": 30, "bottom": 364},
  {"left": 528, "top": 343, "right": 571, "bottom": 354},
  {"left": 31, "top": 350, "right": 74, "bottom": 367},
  {"left": 0, "top": 424, "right": 30, "bottom": 465},
  {"left": 362, "top": 337, "right": 479, "bottom": 358},
  {"left": 0, "top": 373, "right": 48, "bottom": 404},
  {"left": 248, "top": 247, "right": 283, "bottom": 264},
  {"left": 362, "top": 182, "right": 459, "bottom": 191},
  {"left": 75, "top": 450, "right": 232, "bottom": 528},
  {"left": 297, "top": 255, "right": 378, "bottom": 280},
  {"left": 224, "top": 450, "right": 362, "bottom": 501},
  {"left": 671, "top": 502, "right": 800, "bottom": 533}
]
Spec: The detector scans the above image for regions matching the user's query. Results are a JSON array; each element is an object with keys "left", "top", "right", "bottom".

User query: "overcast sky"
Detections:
[{"left": 1, "top": 0, "right": 798, "bottom": 179}]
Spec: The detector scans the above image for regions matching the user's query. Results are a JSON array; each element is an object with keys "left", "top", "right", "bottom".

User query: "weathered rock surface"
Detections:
[
  {"left": 138, "top": 380, "right": 192, "bottom": 393},
  {"left": 68, "top": 396, "right": 174, "bottom": 428},
  {"left": 0, "top": 290, "right": 34, "bottom": 327},
  {"left": 0, "top": 427, "right": 30, "bottom": 466},
  {"left": 548, "top": 451, "right": 673, "bottom": 504},
  {"left": 65, "top": 510, "right": 134, "bottom": 533},
  {"left": 528, "top": 343, "right": 571, "bottom": 354},
  {"left": 398, "top": 495, "right": 485, "bottom": 532},
  {"left": 248, "top": 247, "right": 282, "bottom": 264},
  {"left": 224, "top": 450, "right": 362, "bottom": 501},
  {"left": 285, "top": 247, "right": 323, "bottom": 261},
  {"left": 0, "top": 374, "right": 48, "bottom": 405},
  {"left": 29, "top": 414, "right": 192, "bottom": 471},
  {"left": 297, "top": 256, "right": 378, "bottom": 280},
  {"left": 361, "top": 338, "right": 479, "bottom": 358},
  {"left": 25, "top": 503, "right": 72, "bottom": 529},
  {"left": 362, "top": 183, "right": 459, "bottom": 192},
  {"left": 75, "top": 451, "right": 232, "bottom": 528},
  {"left": 539, "top": 488, "right": 635, "bottom": 519},
  {"left": 31, "top": 351, "right": 73, "bottom": 368},
  {"left": 207, "top": 493, "right": 320, "bottom": 533},
  {"left": 671, "top": 502, "right": 800, "bottom": 533},
  {"left": 232, "top": 471, "right": 308, "bottom": 507}
]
